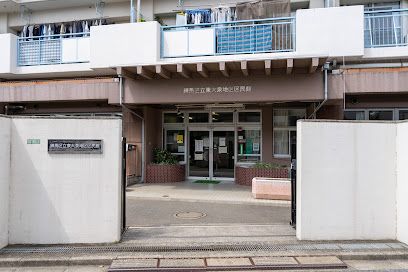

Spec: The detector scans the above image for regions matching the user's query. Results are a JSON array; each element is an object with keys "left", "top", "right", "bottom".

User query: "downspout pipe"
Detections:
[
  {"left": 130, "top": 0, "right": 136, "bottom": 23},
  {"left": 309, "top": 62, "right": 330, "bottom": 119},
  {"left": 119, "top": 75, "right": 146, "bottom": 183}
]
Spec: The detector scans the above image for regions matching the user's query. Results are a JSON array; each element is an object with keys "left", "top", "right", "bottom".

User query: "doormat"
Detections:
[{"left": 193, "top": 180, "right": 221, "bottom": 184}]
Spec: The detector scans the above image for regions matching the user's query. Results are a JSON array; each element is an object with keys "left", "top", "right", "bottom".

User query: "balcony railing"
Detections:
[
  {"left": 161, "top": 17, "right": 295, "bottom": 58},
  {"left": 17, "top": 32, "right": 90, "bottom": 66},
  {"left": 364, "top": 8, "right": 408, "bottom": 48}
]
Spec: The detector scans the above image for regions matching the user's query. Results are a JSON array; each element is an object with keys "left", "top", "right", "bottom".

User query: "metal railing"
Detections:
[
  {"left": 17, "top": 32, "right": 90, "bottom": 66},
  {"left": 364, "top": 8, "right": 408, "bottom": 48},
  {"left": 161, "top": 17, "right": 295, "bottom": 58}
]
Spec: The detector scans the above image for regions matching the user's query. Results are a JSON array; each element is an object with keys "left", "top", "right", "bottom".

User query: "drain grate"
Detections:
[
  {"left": 174, "top": 211, "right": 207, "bottom": 220},
  {"left": 1, "top": 242, "right": 407, "bottom": 255}
]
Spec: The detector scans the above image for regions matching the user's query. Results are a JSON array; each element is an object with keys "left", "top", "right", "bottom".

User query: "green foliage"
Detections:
[
  {"left": 253, "top": 162, "right": 287, "bottom": 169},
  {"left": 152, "top": 148, "right": 178, "bottom": 165}
]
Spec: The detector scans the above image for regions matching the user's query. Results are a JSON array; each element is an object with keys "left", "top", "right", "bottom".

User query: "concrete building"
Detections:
[{"left": 1, "top": 0, "right": 408, "bottom": 181}]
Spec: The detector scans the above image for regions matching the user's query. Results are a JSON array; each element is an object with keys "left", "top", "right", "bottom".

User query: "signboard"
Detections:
[
  {"left": 183, "top": 85, "right": 252, "bottom": 95},
  {"left": 27, "top": 139, "right": 41, "bottom": 144},
  {"left": 48, "top": 139, "right": 103, "bottom": 154}
]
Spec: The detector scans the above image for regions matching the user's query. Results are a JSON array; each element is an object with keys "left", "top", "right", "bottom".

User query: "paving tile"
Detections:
[
  {"left": 206, "top": 257, "right": 252, "bottom": 267},
  {"left": 160, "top": 258, "right": 205, "bottom": 268},
  {"left": 252, "top": 256, "right": 298, "bottom": 266},
  {"left": 345, "top": 259, "right": 408, "bottom": 270},
  {"left": 64, "top": 266, "right": 109, "bottom": 272},
  {"left": 295, "top": 256, "right": 343, "bottom": 265},
  {"left": 110, "top": 259, "right": 158, "bottom": 268}
]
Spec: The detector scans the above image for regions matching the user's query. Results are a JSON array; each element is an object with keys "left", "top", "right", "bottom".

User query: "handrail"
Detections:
[
  {"left": 161, "top": 16, "right": 295, "bottom": 30},
  {"left": 364, "top": 8, "right": 408, "bottom": 14},
  {"left": 18, "top": 32, "right": 90, "bottom": 41}
]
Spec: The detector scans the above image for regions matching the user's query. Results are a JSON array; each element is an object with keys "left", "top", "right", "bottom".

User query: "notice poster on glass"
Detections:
[
  {"left": 203, "top": 137, "right": 210, "bottom": 147},
  {"left": 253, "top": 142, "right": 260, "bottom": 152},
  {"left": 177, "top": 134, "right": 184, "bottom": 144},
  {"left": 219, "top": 137, "right": 226, "bottom": 147},
  {"left": 195, "top": 140, "right": 204, "bottom": 152},
  {"left": 219, "top": 146, "right": 228, "bottom": 154},
  {"left": 194, "top": 153, "right": 204, "bottom": 160},
  {"left": 178, "top": 145, "right": 185, "bottom": 153}
]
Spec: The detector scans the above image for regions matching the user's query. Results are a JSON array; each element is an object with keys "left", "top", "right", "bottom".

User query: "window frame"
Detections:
[{"left": 273, "top": 108, "right": 306, "bottom": 158}]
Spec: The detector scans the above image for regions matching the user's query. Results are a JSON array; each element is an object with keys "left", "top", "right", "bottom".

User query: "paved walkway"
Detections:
[
  {"left": 126, "top": 182, "right": 290, "bottom": 206},
  {"left": 126, "top": 199, "right": 291, "bottom": 227}
]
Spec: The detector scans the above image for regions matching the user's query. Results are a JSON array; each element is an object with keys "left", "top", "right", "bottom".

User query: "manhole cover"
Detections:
[{"left": 174, "top": 211, "right": 207, "bottom": 220}]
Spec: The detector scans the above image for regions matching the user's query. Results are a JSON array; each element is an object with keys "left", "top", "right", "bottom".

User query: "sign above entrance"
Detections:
[
  {"left": 48, "top": 139, "right": 103, "bottom": 154},
  {"left": 183, "top": 85, "right": 252, "bottom": 95}
]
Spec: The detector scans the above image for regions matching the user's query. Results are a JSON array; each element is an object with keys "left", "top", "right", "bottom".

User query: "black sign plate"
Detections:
[{"left": 48, "top": 139, "right": 103, "bottom": 154}]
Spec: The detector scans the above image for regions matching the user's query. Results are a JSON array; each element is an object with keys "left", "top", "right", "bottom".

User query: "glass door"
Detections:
[
  {"left": 212, "top": 130, "right": 235, "bottom": 178},
  {"left": 189, "top": 130, "right": 210, "bottom": 178}
]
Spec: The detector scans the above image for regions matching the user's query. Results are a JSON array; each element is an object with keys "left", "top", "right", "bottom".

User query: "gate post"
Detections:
[{"left": 290, "top": 137, "right": 296, "bottom": 228}]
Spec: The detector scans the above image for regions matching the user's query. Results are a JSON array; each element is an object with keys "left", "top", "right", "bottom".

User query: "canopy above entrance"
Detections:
[{"left": 116, "top": 57, "right": 327, "bottom": 81}]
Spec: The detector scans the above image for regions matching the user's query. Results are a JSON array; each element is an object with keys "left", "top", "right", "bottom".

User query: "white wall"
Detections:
[
  {"left": 297, "top": 120, "right": 397, "bottom": 240},
  {"left": 397, "top": 122, "right": 408, "bottom": 245},
  {"left": 0, "top": 34, "right": 16, "bottom": 74},
  {"left": 0, "top": 117, "right": 11, "bottom": 249},
  {"left": 296, "top": 6, "right": 364, "bottom": 57},
  {"left": 8, "top": 117, "right": 122, "bottom": 244},
  {"left": 90, "top": 22, "right": 160, "bottom": 68}
]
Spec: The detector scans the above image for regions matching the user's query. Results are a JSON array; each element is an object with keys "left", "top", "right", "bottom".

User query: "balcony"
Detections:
[
  {"left": 161, "top": 17, "right": 295, "bottom": 58},
  {"left": 364, "top": 9, "right": 408, "bottom": 48},
  {"left": 17, "top": 32, "right": 90, "bottom": 66}
]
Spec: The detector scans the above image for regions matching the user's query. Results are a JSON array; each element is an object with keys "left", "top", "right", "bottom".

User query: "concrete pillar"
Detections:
[
  {"left": 309, "top": 0, "right": 325, "bottom": 9},
  {"left": 0, "top": 14, "right": 8, "bottom": 34},
  {"left": 262, "top": 106, "right": 273, "bottom": 163}
]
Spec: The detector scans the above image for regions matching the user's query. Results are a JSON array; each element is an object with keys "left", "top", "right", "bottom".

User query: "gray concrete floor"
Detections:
[{"left": 126, "top": 198, "right": 291, "bottom": 227}]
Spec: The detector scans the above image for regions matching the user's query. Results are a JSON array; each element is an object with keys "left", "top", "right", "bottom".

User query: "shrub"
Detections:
[
  {"left": 152, "top": 148, "right": 178, "bottom": 165},
  {"left": 253, "top": 162, "right": 287, "bottom": 169}
]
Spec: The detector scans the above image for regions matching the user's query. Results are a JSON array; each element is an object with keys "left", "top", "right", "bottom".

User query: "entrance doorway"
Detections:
[{"left": 188, "top": 128, "right": 235, "bottom": 180}]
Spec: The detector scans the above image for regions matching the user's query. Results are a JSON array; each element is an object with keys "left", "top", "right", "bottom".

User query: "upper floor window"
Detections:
[{"left": 364, "top": 2, "right": 403, "bottom": 47}]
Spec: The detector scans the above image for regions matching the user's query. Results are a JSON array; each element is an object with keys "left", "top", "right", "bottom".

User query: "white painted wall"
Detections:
[
  {"left": 0, "top": 117, "right": 11, "bottom": 249},
  {"left": 296, "top": 6, "right": 365, "bottom": 57},
  {"left": 297, "top": 120, "right": 397, "bottom": 240},
  {"left": 90, "top": 22, "right": 161, "bottom": 68},
  {"left": 364, "top": 47, "right": 408, "bottom": 60},
  {"left": 0, "top": 34, "right": 16, "bottom": 74},
  {"left": 397, "top": 122, "right": 408, "bottom": 245},
  {"left": 8, "top": 117, "right": 122, "bottom": 244}
]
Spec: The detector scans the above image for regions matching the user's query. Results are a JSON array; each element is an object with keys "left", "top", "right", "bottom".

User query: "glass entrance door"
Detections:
[
  {"left": 188, "top": 128, "right": 235, "bottom": 179},
  {"left": 212, "top": 130, "right": 235, "bottom": 178},
  {"left": 189, "top": 130, "right": 210, "bottom": 177}
]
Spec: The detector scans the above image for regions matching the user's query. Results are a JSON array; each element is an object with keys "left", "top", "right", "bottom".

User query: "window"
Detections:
[
  {"left": 399, "top": 110, "right": 408, "bottom": 120},
  {"left": 188, "top": 112, "right": 209, "bottom": 123},
  {"left": 344, "top": 111, "right": 365, "bottom": 120},
  {"left": 273, "top": 109, "right": 305, "bottom": 157},
  {"left": 212, "top": 112, "right": 233, "bottom": 123},
  {"left": 238, "top": 112, "right": 261, "bottom": 123},
  {"left": 369, "top": 110, "right": 393, "bottom": 120},
  {"left": 364, "top": 2, "right": 401, "bottom": 47},
  {"left": 237, "top": 128, "right": 261, "bottom": 163},
  {"left": 164, "top": 112, "right": 184, "bottom": 123},
  {"left": 164, "top": 129, "right": 185, "bottom": 162}
]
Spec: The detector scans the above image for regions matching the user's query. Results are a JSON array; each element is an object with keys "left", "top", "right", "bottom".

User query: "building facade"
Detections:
[{"left": 0, "top": 0, "right": 407, "bottom": 181}]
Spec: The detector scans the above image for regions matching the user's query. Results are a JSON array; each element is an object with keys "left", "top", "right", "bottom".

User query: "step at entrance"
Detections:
[{"left": 108, "top": 256, "right": 347, "bottom": 271}]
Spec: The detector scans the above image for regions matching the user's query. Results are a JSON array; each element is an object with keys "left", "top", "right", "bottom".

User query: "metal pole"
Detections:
[
  {"left": 136, "top": 0, "right": 141, "bottom": 22},
  {"left": 130, "top": 0, "right": 136, "bottom": 23}
]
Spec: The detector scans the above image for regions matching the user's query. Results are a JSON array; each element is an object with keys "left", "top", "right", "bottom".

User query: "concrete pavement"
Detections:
[
  {"left": 126, "top": 182, "right": 290, "bottom": 206},
  {"left": 126, "top": 198, "right": 290, "bottom": 227}
]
